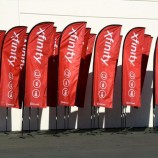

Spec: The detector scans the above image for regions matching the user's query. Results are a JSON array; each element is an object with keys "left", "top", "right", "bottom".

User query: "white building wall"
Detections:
[{"left": 0, "top": 0, "right": 158, "bottom": 131}]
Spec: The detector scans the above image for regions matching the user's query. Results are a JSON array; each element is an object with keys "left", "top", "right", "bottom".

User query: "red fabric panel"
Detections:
[
  {"left": 58, "top": 22, "right": 86, "bottom": 106},
  {"left": 122, "top": 27, "right": 145, "bottom": 107},
  {"left": 0, "top": 26, "right": 27, "bottom": 108},
  {"left": 76, "top": 34, "right": 96, "bottom": 107},
  {"left": 93, "top": 25, "right": 122, "bottom": 108},
  {"left": 25, "top": 22, "right": 54, "bottom": 108},
  {"left": 47, "top": 31, "right": 61, "bottom": 107}
]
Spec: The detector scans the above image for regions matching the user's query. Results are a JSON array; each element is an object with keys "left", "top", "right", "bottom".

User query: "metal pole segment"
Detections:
[
  {"left": 91, "top": 106, "right": 93, "bottom": 130},
  {"left": 125, "top": 106, "right": 127, "bottom": 128},
  {"left": 97, "top": 107, "right": 100, "bottom": 128},
  {"left": 29, "top": 107, "right": 31, "bottom": 133},
  {"left": 64, "top": 106, "right": 66, "bottom": 130},
  {"left": 67, "top": 106, "right": 70, "bottom": 130},
  {"left": 37, "top": 108, "right": 39, "bottom": 131},
  {"left": 153, "top": 44, "right": 156, "bottom": 131},
  {"left": 56, "top": 106, "right": 58, "bottom": 133},
  {"left": 21, "top": 103, "right": 24, "bottom": 137},
  {"left": 153, "top": 104, "right": 157, "bottom": 131},
  {"left": 121, "top": 106, "right": 125, "bottom": 130},
  {"left": 153, "top": 107, "right": 155, "bottom": 129},
  {"left": 104, "top": 108, "right": 106, "bottom": 130},
  {"left": 125, "top": 106, "right": 127, "bottom": 129},
  {"left": 93, "top": 106, "right": 96, "bottom": 129},
  {"left": 121, "top": 105, "right": 123, "bottom": 129},
  {"left": 5, "top": 107, "right": 8, "bottom": 133},
  {"left": 123, "top": 106, "right": 125, "bottom": 129}
]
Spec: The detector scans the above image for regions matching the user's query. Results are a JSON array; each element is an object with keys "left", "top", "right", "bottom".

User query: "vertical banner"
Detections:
[
  {"left": 93, "top": 25, "right": 122, "bottom": 108},
  {"left": 0, "top": 26, "right": 27, "bottom": 108},
  {"left": 58, "top": 22, "right": 86, "bottom": 106},
  {"left": 122, "top": 27, "right": 145, "bottom": 107},
  {"left": 0, "top": 30, "right": 6, "bottom": 61},
  {"left": 47, "top": 30, "right": 61, "bottom": 107},
  {"left": 81, "top": 28, "right": 91, "bottom": 59},
  {"left": 0, "top": 30, "right": 6, "bottom": 76},
  {"left": 53, "top": 32, "right": 61, "bottom": 56},
  {"left": 19, "top": 33, "right": 28, "bottom": 106},
  {"left": 114, "top": 35, "right": 122, "bottom": 80},
  {"left": 47, "top": 27, "right": 56, "bottom": 107},
  {"left": 154, "top": 38, "right": 158, "bottom": 105},
  {"left": 141, "top": 34, "right": 152, "bottom": 90},
  {"left": 25, "top": 22, "right": 54, "bottom": 108},
  {"left": 76, "top": 33, "right": 96, "bottom": 107}
]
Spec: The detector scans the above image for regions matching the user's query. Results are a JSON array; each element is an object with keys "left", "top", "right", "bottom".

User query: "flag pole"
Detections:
[
  {"left": 153, "top": 44, "right": 156, "bottom": 131},
  {"left": 67, "top": 106, "right": 70, "bottom": 130},
  {"left": 97, "top": 107, "right": 100, "bottom": 128},
  {"left": 5, "top": 107, "right": 9, "bottom": 134},
  {"left": 153, "top": 49, "right": 156, "bottom": 131},
  {"left": 64, "top": 106, "right": 66, "bottom": 130},
  {"left": 21, "top": 103, "right": 25, "bottom": 137},
  {"left": 153, "top": 105, "right": 156, "bottom": 130},
  {"left": 125, "top": 106, "right": 127, "bottom": 129},
  {"left": 28, "top": 107, "right": 31, "bottom": 133},
  {"left": 104, "top": 108, "right": 106, "bottom": 131},
  {"left": 153, "top": 82, "right": 156, "bottom": 131},
  {"left": 121, "top": 105, "right": 123, "bottom": 130},
  {"left": 123, "top": 106, "right": 125, "bottom": 129},
  {"left": 93, "top": 107, "right": 96, "bottom": 129},
  {"left": 55, "top": 106, "right": 58, "bottom": 133},
  {"left": 37, "top": 107, "right": 39, "bottom": 131},
  {"left": 90, "top": 106, "right": 93, "bottom": 130},
  {"left": 91, "top": 64, "right": 94, "bottom": 131}
]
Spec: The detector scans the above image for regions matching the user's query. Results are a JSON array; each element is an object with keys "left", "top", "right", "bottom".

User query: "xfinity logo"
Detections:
[
  {"left": 20, "top": 38, "right": 27, "bottom": 69},
  {"left": 33, "top": 28, "right": 46, "bottom": 64},
  {"left": 65, "top": 28, "right": 78, "bottom": 63},
  {"left": 53, "top": 37, "right": 58, "bottom": 55},
  {"left": 101, "top": 30, "right": 114, "bottom": 66},
  {"left": 128, "top": 32, "right": 139, "bottom": 66},
  {"left": 8, "top": 32, "right": 20, "bottom": 67}
]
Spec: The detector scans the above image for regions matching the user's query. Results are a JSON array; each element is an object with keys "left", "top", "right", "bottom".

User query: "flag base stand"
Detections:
[
  {"left": 153, "top": 127, "right": 158, "bottom": 133},
  {"left": 19, "top": 134, "right": 25, "bottom": 139},
  {"left": 24, "top": 107, "right": 34, "bottom": 137},
  {"left": 63, "top": 106, "right": 70, "bottom": 131},
  {"left": 153, "top": 107, "right": 158, "bottom": 133},
  {"left": 90, "top": 107, "right": 101, "bottom": 135},
  {"left": 4, "top": 131, "right": 9, "bottom": 135},
  {"left": 90, "top": 106, "right": 96, "bottom": 131},
  {"left": 117, "top": 127, "right": 133, "bottom": 135},
  {"left": 144, "top": 127, "right": 156, "bottom": 134},
  {"left": 119, "top": 106, "right": 133, "bottom": 134},
  {"left": 20, "top": 104, "right": 25, "bottom": 138}
]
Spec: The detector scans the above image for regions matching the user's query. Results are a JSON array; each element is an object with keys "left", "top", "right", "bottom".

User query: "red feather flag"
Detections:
[
  {"left": 53, "top": 32, "right": 61, "bottom": 56},
  {"left": 0, "top": 26, "right": 27, "bottom": 108},
  {"left": 24, "top": 22, "right": 54, "bottom": 108},
  {"left": 141, "top": 34, "right": 152, "bottom": 90},
  {"left": 93, "top": 25, "right": 122, "bottom": 108},
  {"left": 122, "top": 27, "right": 145, "bottom": 108},
  {"left": 58, "top": 22, "right": 86, "bottom": 106},
  {"left": 19, "top": 33, "right": 28, "bottom": 106},
  {"left": 154, "top": 38, "right": 158, "bottom": 106},
  {"left": 114, "top": 35, "right": 122, "bottom": 81},
  {"left": 47, "top": 30, "right": 61, "bottom": 107},
  {"left": 76, "top": 33, "right": 96, "bottom": 108},
  {"left": 0, "top": 30, "right": 6, "bottom": 76},
  {"left": 81, "top": 28, "right": 91, "bottom": 59},
  {"left": 0, "top": 30, "right": 6, "bottom": 61}
]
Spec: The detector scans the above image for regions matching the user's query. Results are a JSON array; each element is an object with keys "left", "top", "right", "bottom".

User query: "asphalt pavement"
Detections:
[{"left": 0, "top": 129, "right": 158, "bottom": 158}]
